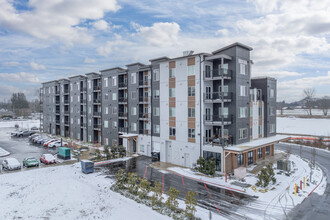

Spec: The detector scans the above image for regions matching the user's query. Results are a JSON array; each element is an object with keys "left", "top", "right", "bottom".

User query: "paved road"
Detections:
[{"left": 276, "top": 143, "right": 330, "bottom": 220}]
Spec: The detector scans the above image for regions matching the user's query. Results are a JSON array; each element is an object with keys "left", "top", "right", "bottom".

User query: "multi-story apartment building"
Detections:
[{"left": 41, "top": 42, "right": 286, "bottom": 173}]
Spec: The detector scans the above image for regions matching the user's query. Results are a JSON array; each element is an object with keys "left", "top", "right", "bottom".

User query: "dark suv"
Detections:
[{"left": 151, "top": 152, "right": 160, "bottom": 161}]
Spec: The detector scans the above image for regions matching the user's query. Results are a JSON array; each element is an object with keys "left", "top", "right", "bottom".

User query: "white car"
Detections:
[
  {"left": 48, "top": 141, "right": 68, "bottom": 148},
  {"left": 2, "top": 158, "right": 21, "bottom": 171}
]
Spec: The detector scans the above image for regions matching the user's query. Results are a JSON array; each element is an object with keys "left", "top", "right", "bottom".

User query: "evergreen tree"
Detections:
[
  {"left": 185, "top": 191, "right": 197, "bottom": 219},
  {"left": 116, "top": 169, "right": 128, "bottom": 189},
  {"left": 151, "top": 182, "right": 163, "bottom": 207},
  {"left": 127, "top": 173, "right": 140, "bottom": 195},
  {"left": 138, "top": 178, "right": 151, "bottom": 199},
  {"left": 165, "top": 187, "right": 180, "bottom": 211}
]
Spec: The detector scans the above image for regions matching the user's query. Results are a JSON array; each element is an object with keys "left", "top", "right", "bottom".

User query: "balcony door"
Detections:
[
  {"left": 206, "top": 86, "right": 211, "bottom": 99},
  {"left": 219, "top": 85, "right": 228, "bottom": 97},
  {"left": 205, "top": 108, "right": 211, "bottom": 121}
]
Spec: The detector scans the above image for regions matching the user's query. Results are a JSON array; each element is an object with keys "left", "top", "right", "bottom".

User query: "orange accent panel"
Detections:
[
  {"left": 169, "top": 61, "right": 176, "bottom": 68},
  {"left": 188, "top": 76, "right": 195, "bottom": 86},
  {"left": 188, "top": 138, "right": 195, "bottom": 143},
  {"left": 187, "top": 57, "right": 195, "bottom": 66},
  {"left": 169, "top": 136, "right": 176, "bottom": 140},
  {"left": 169, "top": 78, "right": 176, "bottom": 88},
  {"left": 188, "top": 118, "right": 195, "bottom": 128}
]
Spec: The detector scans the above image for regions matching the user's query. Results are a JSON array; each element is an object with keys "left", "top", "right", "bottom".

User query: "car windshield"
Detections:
[{"left": 26, "top": 158, "right": 36, "bottom": 161}]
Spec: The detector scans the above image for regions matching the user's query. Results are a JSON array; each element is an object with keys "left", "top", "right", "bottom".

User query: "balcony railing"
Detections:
[
  {"left": 64, "top": 89, "right": 69, "bottom": 94},
  {"left": 81, "top": 123, "right": 86, "bottom": 128},
  {"left": 203, "top": 136, "right": 233, "bottom": 147},
  {"left": 93, "top": 124, "right": 102, "bottom": 130},
  {"left": 204, "top": 92, "right": 233, "bottom": 101},
  {"left": 93, "top": 85, "right": 101, "bottom": 91},
  {"left": 55, "top": 99, "right": 60, "bottom": 104},
  {"left": 80, "top": 87, "right": 87, "bottom": 93},
  {"left": 118, "top": 127, "right": 128, "bottom": 133},
  {"left": 55, "top": 110, "right": 60, "bottom": 114},
  {"left": 93, "top": 99, "right": 101, "bottom": 104},
  {"left": 139, "top": 79, "right": 149, "bottom": 86},
  {"left": 118, "top": 112, "right": 128, "bottom": 117},
  {"left": 64, "top": 110, "right": 69, "bottom": 115},
  {"left": 139, "top": 96, "right": 148, "bottom": 102},
  {"left": 93, "top": 112, "right": 101, "bottom": 117},
  {"left": 204, "top": 68, "right": 232, "bottom": 80},
  {"left": 139, "top": 113, "right": 148, "bottom": 119},
  {"left": 80, "top": 99, "right": 87, "bottom": 104},
  {"left": 118, "top": 82, "right": 127, "bottom": 88},
  {"left": 55, "top": 120, "right": 60, "bottom": 124},
  {"left": 203, "top": 114, "right": 233, "bottom": 124},
  {"left": 139, "top": 129, "right": 149, "bottom": 135},
  {"left": 118, "top": 97, "right": 127, "bottom": 102},
  {"left": 64, "top": 121, "right": 69, "bottom": 126},
  {"left": 81, "top": 111, "right": 86, "bottom": 115},
  {"left": 55, "top": 90, "right": 60, "bottom": 95}
]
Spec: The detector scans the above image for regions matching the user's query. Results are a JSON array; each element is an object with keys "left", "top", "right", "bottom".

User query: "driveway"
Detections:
[{"left": 276, "top": 143, "right": 330, "bottom": 220}]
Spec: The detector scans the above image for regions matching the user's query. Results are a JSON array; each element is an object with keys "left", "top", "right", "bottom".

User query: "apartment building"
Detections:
[{"left": 41, "top": 42, "right": 287, "bottom": 174}]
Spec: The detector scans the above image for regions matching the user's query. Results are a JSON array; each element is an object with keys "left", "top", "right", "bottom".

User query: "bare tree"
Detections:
[
  {"left": 318, "top": 98, "right": 330, "bottom": 116},
  {"left": 303, "top": 88, "right": 316, "bottom": 116},
  {"left": 280, "top": 100, "right": 285, "bottom": 115}
]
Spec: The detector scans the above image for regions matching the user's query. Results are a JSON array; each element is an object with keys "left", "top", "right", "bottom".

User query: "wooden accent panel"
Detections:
[
  {"left": 169, "top": 136, "right": 176, "bottom": 140},
  {"left": 188, "top": 76, "right": 195, "bottom": 86},
  {"left": 169, "top": 78, "right": 176, "bottom": 88},
  {"left": 188, "top": 138, "right": 195, "bottom": 143},
  {"left": 259, "top": 101, "right": 263, "bottom": 107},
  {"left": 169, "top": 117, "right": 176, "bottom": 127},
  {"left": 250, "top": 101, "right": 252, "bottom": 107},
  {"left": 169, "top": 97, "right": 176, "bottom": 107},
  {"left": 144, "top": 71, "right": 148, "bottom": 75},
  {"left": 231, "top": 153, "right": 235, "bottom": 171},
  {"left": 169, "top": 61, "right": 176, "bottom": 68},
  {"left": 262, "top": 147, "right": 265, "bottom": 159},
  {"left": 244, "top": 152, "right": 248, "bottom": 166},
  {"left": 187, "top": 57, "right": 195, "bottom": 66},
  {"left": 188, "top": 118, "right": 195, "bottom": 128},
  {"left": 188, "top": 96, "right": 195, "bottom": 103},
  {"left": 259, "top": 116, "right": 262, "bottom": 125},
  {"left": 250, "top": 117, "right": 253, "bottom": 126}
]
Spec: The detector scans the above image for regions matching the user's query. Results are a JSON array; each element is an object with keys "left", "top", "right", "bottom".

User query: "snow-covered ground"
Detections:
[
  {"left": 168, "top": 153, "right": 326, "bottom": 219},
  {"left": 0, "top": 161, "right": 226, "bottom": 220},
  {"left": 277, "top": 117, "right": 330, "bottom": 136},
  {"left": 0, "top": 147, "right": 10, "bottom": 157},
  {"left": 0, "top": 119, "right": 40, "bottom": 130},
  {"left": 277, "top": 108, "right": 325, "bottom": 116}
]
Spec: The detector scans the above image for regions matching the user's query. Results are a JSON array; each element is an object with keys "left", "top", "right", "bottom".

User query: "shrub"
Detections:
[
  {"left": 127, "top": 173, "right": 140, "bottom": 195},
  {"left": 195, "top": 157, "right": 216, "bottom": 176},
  {"left": 151, "top": 182, "right": 163, "bottom": 207},
  {"left": 103, "top": 145, "right": 111, "bottom": 160},
  {"left": 165, "top": 187, "right": 180, "bottom": 211},
  {"left": 256, "top": 164, "right": 276, "bottom": 187},
  {"left": 116, "top": 169, "right": 128, "bottom": 189},
  {"left": 138, "top": 178, "right": 151, "bottom": 200},
  {"left": 118, "top": 145, "right": 126, "bottom": 158},
  {"left": 95, "top": 149, "right": 102, "bottom": 160},
  {"left": 185, "top": 191, "right": 197, "bottom": 219}
]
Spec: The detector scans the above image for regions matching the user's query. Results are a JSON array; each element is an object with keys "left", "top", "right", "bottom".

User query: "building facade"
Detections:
[{"left": 41, "top": 42, "right": 283, "bottom": 173}]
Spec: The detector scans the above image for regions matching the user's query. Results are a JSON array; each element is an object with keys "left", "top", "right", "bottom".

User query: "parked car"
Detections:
[
  {"left": 33, "top": 136, "right": 45, "bottom": 143},
  {"left": 40, "top": 138, "right": 51, "bottom": 145},
  {"left": 2, "top": 158, "right": 21, "bottom": 170},
  {"left": 29, "top": 133, "right": 40, "bottom": 141},
  {"left": 48, "top": 141, "right": 68, "bottom": 148},
  {"left": 151, "top": 152, "right": 160, "bottom": 161},
  {"left": 17, "top": 130, "right": 36, "bottom": 137},
  {"left": 23, "top": 157, "right": 39, "bottom": 168},
  {"left": 40, "top": 154, "right": 56, "bottom": 164},
  {"left": 43, "top": 139, "right": 57, "bottom": 147},
  {"left": 31, "top": 126, "right": 39, "bottom": 131}
]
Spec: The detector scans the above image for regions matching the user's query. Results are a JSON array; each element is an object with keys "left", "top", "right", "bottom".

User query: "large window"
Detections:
[
  {"left": 153, "top": 90, "right": 160, "bottom": 99},
  {"left": 112, "top": 93, "right": 117, "bottom": 101},
  {"left": 237, "top": 154, "right": 244, "bottom": 166},
  {"left": 247, "top": 151, "right": 253, "bottom": 165},
  {"left": 239, "top": 128, "right": 248, "bottom": 139},
  {"left": 169, "top": 107, "right": 175, "bottom": 117},
  {"left": 131, "top": 73, "right": 136, "bottom": 84},
  {"left": 131, "top": 91, "right": 137, "bottom": 99},
  {"left": 153, "top": 69, "right": 160, "bottom": 81},
  {"left": 270, "top": 124, "right": 275, "bottom": 133},
  {"left": 154, "top": 124, "right": 160, "bottom": 133},
  {"left": 220, "top": 107, "right": 228, "bottom": 118},
  {"left": 104, "top": 120, "right": 108, "bottom": 128},
  {"left": 169, "top": 88, "right": 175, "bottom": 97},
  {"left": 266, "top": 146, "right": 270, "bottom": 155},
  {"left": 104, "top": 78, "right": 108, "bottom": 87},
  {"left": 203, "top": 151, "right": 221, "bottom": 171},
  {"left": 239, "top": 107, "right": 248, "bottom": 118},
  {"left": 112, "top": 76, "right": 117, "bottom": 86},
  {"left": 188, "top": 66, "right": 195, "bottom": 76},
  {"left": 188, "top": 128, "right": 195, "bottom": 138},
  {"left": 154, "top": 107, "right": 160, "bottom": 116},
  {"left": 188, "top": 108, "right": 195, "bottom": 117},
  {"left": 188, "top": 86, "right": 195, "bottom": 97},
  {"left": 131, "top": 123, "right": 137, "bottom": 131},
  {"left": 169, "top": 127, "right": 176, "bottom": 137},
  {"left": 169, "top": 68, "right": 175, "bottom": 78},
  {"left": 239, "top": 59, "right": 247, "bottom": 75},
  {"left": 240, "top": 85, "right": 247, "bottom": 96},
  {"left": 258, "top": 148, "right": 263, "bottom": 158},
  {"left": 131, "top": 107, "right": 137, "bottom": 115}
]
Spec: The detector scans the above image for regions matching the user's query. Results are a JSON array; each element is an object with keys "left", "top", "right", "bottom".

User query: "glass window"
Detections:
[
  {"left": 112, "top": 107, "right": 117, "bottom": 114},
  {"left": 258, "top": 148, "right": 263, "bottom": 158},
  {"left": 188, "top": 128, "right": 195, "bottom": 138},
  {"left": 169, "top": 88, "right": 175, "bottom": 97},
  {"left": 237, "top": 154, "right": 244, "bottom": 166},
  {"left": 153, "top": 69, "right": 160, "bottom": 81},
  {"left": 154, "top": 124, "right": 160, "bottom": 133},
  {"left": 240, "top": 107, "right": 248, "bottom": 118},
  {"left": 270, "top": 124, "right": 275, "bottom": 133},
  {"left": 188, "top": 86, "right": 195, "bottom": 97},
  {"left": 203, "top": 151, "right": 221, "bottom": 171},
  {"left": 131, "top": 91, "right": 137, "bottom": 99},
  {"left": 169, "top": 127, "right": 176, "bottom": 136},
  {"left": 112, "top": 76, "right": 117, "bottom": 86},
  {"left": 131, "top": 73, "right": 136, "bottom": 84},
  {"left": 104, "top": 78, "right": 108, "bottom": 87},
  {"left": 266, "top": 146, "right": 270, "bottom": 155},
  {"left": 239, "top": 128, "right": 248, "bottom": 139},
  {"left": 270, "top": 89, "right": 275, "bottom": 98},
  {"left": 153, "top": 90, "right": 160, "bottom": 99},
  {"left": 169, "top": 107, "right": 175, "bottom": 117},
  {"left": 188, "top": 66, "right": 195, "bottom": 76},
  {"left": 131, "top": 123, "right": 137, "bottom": 131},
  {"left": 188, "top": 108, "right": 195, "bottom": 117},
  {"left": 169, "top": 68, "right": 175, "bottom": 78},
  {"left": 105, "top": 107, "right": 108, "bottom": 114},
  {"left": 104, "top": 120, "right": 108, "bottom": 128},
  {"left": 240, "top": 85, "right": 247, "bottom": 96},
  {"left": 247, "top": 151, "right": 253, "bottom": 165},
  {"left": 112, "top": 93, "right": 117, "bottom": 101},
  {"left": 113, "top": 121, "right": 117, "bottom": 129},
  {"left": 240, "top": 63, "right": 246, "bottom": 75},
  {"left": 131, "top": 107, "right": 137, "bottom": 115},
  {"left": 154, "top": 107, "right": 160, "bottom": 116}
]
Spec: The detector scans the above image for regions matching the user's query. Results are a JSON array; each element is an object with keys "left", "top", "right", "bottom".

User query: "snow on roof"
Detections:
[
  {"left": 119, "top": 133, "right": 138, "bottom": 138},
  {"left": 225, "top": 135, "right": 290, "bottom": 152},
  {"left": 6, "top": 158, "right": 20, "bottom": 165}
]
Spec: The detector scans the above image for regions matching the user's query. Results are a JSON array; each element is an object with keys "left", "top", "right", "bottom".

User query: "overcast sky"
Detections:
[{"left": 0, "top": 0, "right": 329, "bottom": 102}]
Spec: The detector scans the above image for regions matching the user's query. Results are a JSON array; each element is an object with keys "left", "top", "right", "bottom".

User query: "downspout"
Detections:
[
  {"left": 150, "top": 65, "right": 153, "bottom": 156},
  {"left": 198, "top": 54, "right": 205, "bottom": 157}
]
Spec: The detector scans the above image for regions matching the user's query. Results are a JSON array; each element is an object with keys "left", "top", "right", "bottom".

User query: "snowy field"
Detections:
[
  {"left": 277, "top": 117, "right": 330, "bottom": 136},
  {"left": 168, "top": 153, "right": 326, "bottom": 219},
  {"left": 0, "top": 119, "right": 40, "bottom": 130},
  {"left": 277, "top": 108, "right": 325, "bottom": 116}
]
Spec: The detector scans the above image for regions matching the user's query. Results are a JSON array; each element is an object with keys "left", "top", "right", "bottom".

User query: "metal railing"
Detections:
[
  {"left": 118, "top": 112, "right": 127, "bottom": 117},
  {"left": 204, "top": 92, "right": 233, "bottom": 101},
  {"left": 118, "top": 82, "right": 127, "bottom": 88},
  {"left": 93, "top": 124, "right": 102, "bottom": 129},
  {"left": 118, "top": 97, "right": 127, "bottom": 102},
  {"left": 203, "top": 114, "right": 233, "bottom": 124},
  {"left": 139, "top": 96, "right": 148, "bottom": 102},
  {"left": 93, "top": 112, "right": 102, "bottom": 117},
  {"left": 139, "top": 129, "right": 149, "bottom": 135},
  {"left": 118, "top": 127, "right": 128, "bottom": 133},
  {"left": 139, "top": 79, "right": 149, "bottom": 86},
  {"left": 204, "top": 68, "right": 232, "bottom": 79},
  {"left": 139, "top": 113, "right": 148, "bottom": 118},
  {"left": 93, "top": 85, "right": 101, "bottom": 91},
  {"left": 93, "top": 98, "right": 101, "bottom": 104}
]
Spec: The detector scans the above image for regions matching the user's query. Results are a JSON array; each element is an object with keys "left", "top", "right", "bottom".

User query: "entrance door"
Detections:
[
  {"left": 166, "top": 141, "right": 172, "bottom": 163},
  {"left": 206, "top": 87, "right": 211, "bottom": 100},
  {"left": 184, "top": 153, "right": 190, "bottom": 167},
  {"left": 205, "top": 108, "right": 211, "bottom": 121},
  {"left": 133, "top": 140, "right": 136, "bottom": 152}
]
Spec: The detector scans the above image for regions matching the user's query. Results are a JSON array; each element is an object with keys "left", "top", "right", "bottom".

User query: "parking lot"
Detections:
[{"left": 0, "top": 123, "right": 62, "bottom": 173}]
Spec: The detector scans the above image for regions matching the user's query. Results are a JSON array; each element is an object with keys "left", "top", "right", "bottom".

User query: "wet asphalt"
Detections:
[{"left": 277, "top": 143, "right": 330, "bottom": 220}]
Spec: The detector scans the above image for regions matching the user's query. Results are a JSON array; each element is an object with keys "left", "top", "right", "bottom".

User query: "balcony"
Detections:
[
  {"left": 55, "top": 109, "right": 60, "bottom": 114},
  {"left": 64, "top": 89, "right": 69, "bottom": 94},
  {"left": 64, "top": 99, "right": 69, "bottom": 105},
  {"left": 80, "top": 111, "right": 86, "bottom": 115},
  {"left": 64, "top": 121, "right": 69, "bottom": 126},
  {"left": 80, "top": 87, "right": 87, "bottom": 93},
  {"left": 93, "top": 85, "right": 101, "bottom": 91},
  {"left": 118, "top": 127, "right": 128, "bottom": 133},
  {"left": 118, "top": 82, "right": 127, "bottom": 89},
  {"left": 118, "top": 112, "right": 128, "bottom": 118},
  {"left": 64, "top": 110, "right": 69, "bottom": 115},
  {"left": 139, "top": 129, "right": 149, "bottom": 135},
  {"left": 81, "top": 123, "right": 86, "bottom": 128},
  {"left": 118, "top": 97, "right": 127, "bottom": 103},
  {"left": 203, "top": 114, "right": 233, "bottom": 126},
  {"left": 93, "top": 112, "right": 101, "bottom": 117},
  {"left": 93, "top": 124, "right": 102, "bottom": 130},
  {"left": 55, "top": 90, "right": 60, "bottom": 95},
  {"left": 139, "top": 96, "right": 148, "bottom": 103},
  {"left": 80, "top": 99, "right": 87, "bottom": 104},
  {"left": 55, "top": 120, "right": 60, "bottom": 124},
  {"left": 204, "top": 92, "right": 233, "bottom": 103},
  {"left": 55, "top": 99, "right": 60, "bottom": 105},
  {"left": 204, "top": 68, "right": 232, "bottom": 80},
  {"left": 139, "top": 79, "right": 149, "bottom": 87},
  {"left": 204, "top": 136, "right": 233, "bottom": 147},
  {"left": 139, "top": 112, "right": 148, "bottom": 119},
  {"left": 93, "top": 99, "right": 101, "bottom": 105}
]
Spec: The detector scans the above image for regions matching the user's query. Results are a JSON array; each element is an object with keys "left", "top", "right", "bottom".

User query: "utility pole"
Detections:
[{"left": 310, "top": 147, "right": 316, "bottom": 182}]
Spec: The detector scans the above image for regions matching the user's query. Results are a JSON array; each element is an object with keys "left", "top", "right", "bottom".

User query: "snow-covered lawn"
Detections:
[
  {"left": 168, "top": 153, "right": 326, "bottom": 219},
  {"left": 0, "top": 147, "right": 10, "bottom": 157},
  {"left": 277, "top": 108, "right": 325, "bottom": 116},
  {"left": 277, "top": 117, "right": 330, "bottom": 136},
  {"left": 0, "top": 163, "right": 172, "bottom": 220},
  {"left": 0, "top": 119, "right": 40, "bottom": 129}
]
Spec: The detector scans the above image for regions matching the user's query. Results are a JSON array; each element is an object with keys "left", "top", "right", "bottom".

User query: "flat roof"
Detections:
[
  {"left": 119, "top": 133, "right": 138, "bottom": 138},
  {"left": 125, "top": 62, "right": 146, "bottom": 67},
  {"left": 251, "top": 76, "right": 277, "bottom": 81},
  {"left": 224, "top": 135, "right": 290, "bottom": 153},
  {"left": 68, "top": 75, "right": 86, "bottom": 79},
  {"left": 212, "top": 42, "right": 253, "bottom": 54},
  {"left": 100, "top": 67, "right": 126, "bottom": 72},
  {"left": 149, "top": 56, "right": 170, "bottom": 62},
  {"left": 85, "top": 72, "right": 100, "bottom": 76}
]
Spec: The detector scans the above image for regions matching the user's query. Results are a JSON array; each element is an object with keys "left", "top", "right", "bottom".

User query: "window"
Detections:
[
  {"left": 105, "top": 107, "right": 108, "bottom": 114},
  {"left": 258, "top": 148, "right": 263, "bottom": 159},
  {"left": 188, "top": 128, "right": 195, "bottom": 138},
  {"left": 105, "top": 138, "right": 109, "bottom": 145},
  {"left": 188, "top": 86, "right": 195, "bottom": 97},
  {"left": 113, "top": 121, "right": 117, "bottom": 129},
  {"left": 88, "top": 119, "right": 91, "bottom": 126},
  {"left": 239, "top": 128, "right": 248, "bottom": 139},
  {"left": 169, "top": 107, "right": 175, "bottom": 117},
  {"left": 140, "top": 145, "right": 145, "bottom": 153},
  {"left": 220, "top": 107, "right": 228, "bottom": 118},
  {"left": 131, "top": 107, "right": 137, "bottom": 115},
  {"left": 112, "top": 76, "right": 117, "bottom": 86},
  {"left": 88, "top": 80, "right": 91, "bottom": 89},
  {"left": 239, "top": 107, "right": 248, "bottom": 118},
  {"left": 188, "top": 108, "right": 195, "bottom": 117},
  {"left": 112, "top": 107, "right": 117, "bottom": 114},
  {"left": 154, "top": 107, "right": 160, "bottom": 116},
  {"left": 88, "top": 107, "right": 91, "bottom": 114},
  {"left": 153, "top": 69, "right": 160, "bottom": 81},
  {"left": 70, "top": 83, "right": 73, "bottom": 91},
  {"left": 88, "top": 135, "right": 91, "bottom": 142},
  {"left": 104, "top": 120, "right": 108, "bottom": 128},
  {"left": 269, "top": 107, "right": 275, "bottom": 116},
  {"left": 247, "top": 151, "right": 253, "bottom": 165},
  {"left": 77, "top": 118, "right": 80, "bottom": 125},
  {"left": 270, "top": 124, "right": 275, "bottom": 133},
  {"left": 240, "top": 85, "right": 247, "bottom": 96},
  {"left": 266, "top": 146, "right": 270, "bottom": 155},
  {"left": 237, "top": 154, "right": 244, "bottom": 166},
  {"left": 153, "top": 90, "right": 160, "bottom": 99},
  {"left": 88, "top": 94, "right": 91, "bottom": 102},
  {"left": 104, "top": 78, "right": 108, "bottom": 87},
  {"left": 169, "top": 88, "right": 175, "bottom": 97},
  {"left": 154, "top": 124, "right": 160, "bottom": 133},
  {"left": 203, "top": 151, "right": 221, "bottom": 171},
  {"left": 71, "top": 118, "right": 73, "bottom": 124},
  {"left": 239, "top": 59, "right": 247, "bottom": 75},
  {"left": 104, "top": 93, "right": 108, "bottom": 100},
  {"left": 131, "top": 91, "right": 137, "bottom": 99},
  {"left": 258, "top": 106, "right": 262, "bottom": 116},
  {"left": 169, "top": 68, "right": 175, "bottom": 78},
  {"left": 270, "top": 89, "right": 275, "bottom": 98},
  {"left": 131, "top": 72, "right": 136, "bottom": 84},
  {"left": 169, "top": 127, "right": 176, "bottom": 136},
  {"left": 205, "top": 65, "right": 211, "bottom": 77},
  {"left": 259, "top": 125, "right": 263, "bottom": 135},
  {"left": 188, "top": 65, "right": 195, "bottom": 76},
  {"left": 70, "top": 96, "right": 73, "bottom": 102},
  {"left": 77, "top": 96, "right": 80, "bottom": 102},
  {"left": 112, "top": 93, "right": 117, "bottom": 101},
  {"left": 131, "top": 123, "right": 137, "bottom": 131}
]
